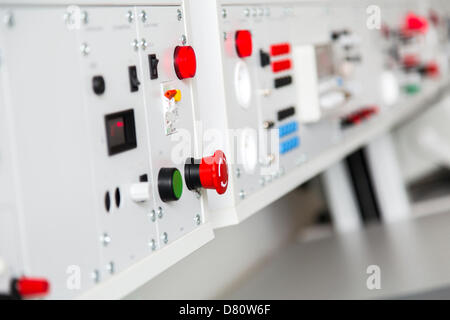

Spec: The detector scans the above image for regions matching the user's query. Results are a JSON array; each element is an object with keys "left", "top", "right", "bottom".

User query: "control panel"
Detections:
[
  {"left": 0, "top": 3, "right": 216, "bottom": 299},
  {"left": 1, "top": 0, "right": 450, "bottom": 299}
]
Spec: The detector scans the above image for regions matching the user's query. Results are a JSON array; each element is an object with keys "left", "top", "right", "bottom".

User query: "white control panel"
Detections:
[
  {"left": 189, "top": 0, "right": 450, "bottom": 228},
  {"left": 1, "top": 0, "right": 450, "bottom": 299},
  {"left": 0, "top": 2, "right": 215, "bottom": 299}
]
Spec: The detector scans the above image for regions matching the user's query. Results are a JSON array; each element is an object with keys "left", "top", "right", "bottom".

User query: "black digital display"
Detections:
[{"left": 105, "top": 109, "right": 137, "bottom": 156}]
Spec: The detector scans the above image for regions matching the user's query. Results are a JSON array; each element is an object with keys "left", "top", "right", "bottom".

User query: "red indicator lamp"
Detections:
[
  {"left": 185, "top": 150, "right": 229, "bottom": 195},
  {"left": 174, "top": 46, "right": 197, "bottom": 80},
  {"left": 15, "top": 277, "right": 50, "bottom": 298},
  {"left": 235, "top": 30, "right": 253, "bottom": 58},
  {"left": 116, "top": 121, "right": 124, "bottom": 128},
  {"left": 423, "top": 61, "right": 439, "bottom": 78}
]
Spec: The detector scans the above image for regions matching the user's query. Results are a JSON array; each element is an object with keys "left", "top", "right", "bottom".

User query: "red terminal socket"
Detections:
[
  {"left": 402, "top": 54, "right": 419, "bottom": 68},
  {"left": 15, "top": 277, "right": 50, "bottom": 298},
  {"left": 271, "top": 59, "right": 292, "bottom": 73},
  {"left": 423, "top": 61, "right": 439, "bottom": 77},
  {"left": 270, "top": 43, "right": 291, "bottom": 56},
  {"left": 185, "top": 150, "right": 228, "bottom": 195},
  {"left": 174, "top": 46, "right": 197, "bottom": 80},
  {"left": 235, "top": 30, "right": 253, "bottom": 58}
]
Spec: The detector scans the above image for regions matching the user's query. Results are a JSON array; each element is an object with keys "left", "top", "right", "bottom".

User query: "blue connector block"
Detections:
[
  {"left": 280, "top": 136, "right": 300, "bottom": 155},
  {"left": 279, "top": 121, "right": 298, "bottom": 138}
]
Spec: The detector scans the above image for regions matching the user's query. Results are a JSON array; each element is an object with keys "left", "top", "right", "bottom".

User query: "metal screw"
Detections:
[
  {"left": 149, "top": 210, "right": 156, "bottom": 222},
  {"left": 100, "top": 233, "right": 111, "bottom": 247},
  {"left": 140, "top": 38, "right": 148, "bottom": 50},
  {"left": 222, "top": 8, "right": 227, "bottom": 19},
  {"left": 157, "top": 206, "right": 163, "bottom": 219},
  {"left": 149, "top": 239, "right": 157, "bottom": 251},
  {"left": 194, "top": 189, "right": 201, "bottom": 199},
  {"left": 244, "top": 8, "right": 250, "bottom": 17},
  {"left": 126, "top": 10, "right": 134, "bottom": 23},
  {"left": 131, "top": 39, "right": 139, "bottom": 51},
  {"left": 235, "top": 168, "right": 241, "bottom": 178},
  {"left": 239, "top": 190, "right": 246, "bottom": 199},
  {"left": 140, "top": 10, "right": 147, "bottom": 23},
  {"left": 91, "top": 270, "right": 100, "bottom": 283},
  {"left": 252, "top": 8, "right": 257, "bottom": 17},
  {"left": 106, "top": 261, "right": 114, "bottom": 274},
  {"left": 181, "top": 34, "right": 187, "bottom": 45},
  {"left": 80, "top": 43, "right": 90, "bottom": 56},
  {"left": 265, "top": 8, "right": 271, "bottom": 16},
  {"left": 161, "top": 232, "right": 169, "bottom": 244},
  {"left": 177, "top": 9, "right": 183, "bottom": 21},
  {"left": 258, "top": 8, "right": 264, "bottom": 16},
  {"left": 81, "top": 11, "right": 88, "bottom": 24},
  {"left": 194, "top": 214, "right": 201, "bottom": 226},
  {"left": 4, "top": 12, "right": 14, "bottom": 28}
]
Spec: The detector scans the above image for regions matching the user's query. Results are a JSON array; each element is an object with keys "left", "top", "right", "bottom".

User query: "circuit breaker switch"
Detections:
[
  {"left": 185, "top": 150, "right": 228, "bottom": 194},
  {"left": 129, "top": 182, "right": 150, "bottom": 203},
  {"left": 158, "top": 168, "right": 183, "bottom": 202}
]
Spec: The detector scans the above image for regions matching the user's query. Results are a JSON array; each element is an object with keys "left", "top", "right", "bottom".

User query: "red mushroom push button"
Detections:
[
  {"left": 235, "top": 30, "right": 253, "bottom": 58},
  {"left": 174, "top": 45, "right": 197, "bottom": 80},
  {"left": 185, "top": 150, "right": 228, "bottom": 194}
]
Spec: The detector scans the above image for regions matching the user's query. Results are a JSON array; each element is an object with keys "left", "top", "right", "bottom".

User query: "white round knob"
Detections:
[{"left": 129, "top": 183, "right": 150, "bottom": 202}]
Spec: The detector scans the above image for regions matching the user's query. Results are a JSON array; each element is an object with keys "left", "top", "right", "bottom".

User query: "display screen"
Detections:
[{"left": 105, "top": 109, "right": 137, "bottom": 156}]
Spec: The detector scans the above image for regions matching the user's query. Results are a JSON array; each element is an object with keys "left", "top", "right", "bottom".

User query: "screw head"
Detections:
[
  {"left": 106, "top": 261, "right": 115, "bottom": 274},
  {"left": 131, "top": 39, "right": 139, "bottom": 51},
  {"left": 140, "top": 10, "right": 147, "bottom": 23},
  {"left": 100, "top": 233, "right": 111, "bottom": 247},
  {"left": 126, "top": 10, "right": 134, "bottom": 23},
  {"left": 157, "top": 206, "right": 163, "bottom": 219},
  {"left": 140, "top": 38, "right": 148, "bottom": 50},
  {"left": 149, "top": 210, "right": 156, "bottom": 222},
  {"left": 177, "top": 9, "right": 183, "bottom": 21},
  {"left": 235, "top": 168, "right": 241, "bottom": 178},
  {"left": 252, "top": 8, "right": 257, "bottom": 17},
  {"left": 4, "top": 12, "right": 14, "bottom": 28},
  {"left": 239, "top": 190, "right": 246, "bottom": 199},
  {"left": 244, "top": 8, "right": 250, "bottom": 17},
  {"left": 222, "top": 8, "right": 227, "bottom": 19},
  {"left": 258, "top": 8, "right": 264, "bottom": 16},
  {"left": 80, "top": 43, "right": 90, "bottom": 56},
  {"left": 91, "top": 270, "right": 100, "bottom": 283},
  {"left": 181, "top": 34, "right": 187, "bottom": 45},
  {"left": 149, "top": 239, "right": 157, "bottom": 251},
  {"left": 81, "top": 11, "right": 88, "bottom": 24},
  {"left": 161, "top": 232, "right": 169, "bottom": 244},
  {"left": 194, "top": 214, "right": 201, "bottom": 226}
]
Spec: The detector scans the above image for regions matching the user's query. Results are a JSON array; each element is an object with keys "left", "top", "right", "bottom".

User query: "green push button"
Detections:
[
  {"left": 172, "top": 169, "right": 183, "bottom": 200},
  {"left": 158, "top": 168, "right": 183, "bottom": 202}
]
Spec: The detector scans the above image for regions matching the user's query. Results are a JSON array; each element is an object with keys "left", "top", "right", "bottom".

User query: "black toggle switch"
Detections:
[
  {"left": 260, "top": 49, "right": 270, "bottom": 67},
  {"left": 92, "top": 75, "right": 105, "bottom": 95},
  {"left": 128, "top": 66, "right": 140, "bottom": 92},
  {"left": 148, "top": 54, "right": 159, "bottom": 80}
]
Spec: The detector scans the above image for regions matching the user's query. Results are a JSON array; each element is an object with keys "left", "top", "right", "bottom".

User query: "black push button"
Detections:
[
  {"left": 92, "top": 75, "right": 105, "bottom": 95},
  {"left": 128, "top": 66, "right": 140, "bottom": 92},
  {"left": 148, "top": 54, "right": 159, "bottom": 80}
]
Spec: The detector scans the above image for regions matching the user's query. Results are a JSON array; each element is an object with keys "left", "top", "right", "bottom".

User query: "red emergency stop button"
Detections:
[
  {"left": 235, "top": 30, "right": 252, "bottom": 58},
  {"left": 174, "top": 46, "right": 197, "bottom": 80},
  {"left": 185, "top": 150, "right": 228, "bottom": 194},
  {"left": 14, "top": 277, "right": 50, "bottom": 298}
]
